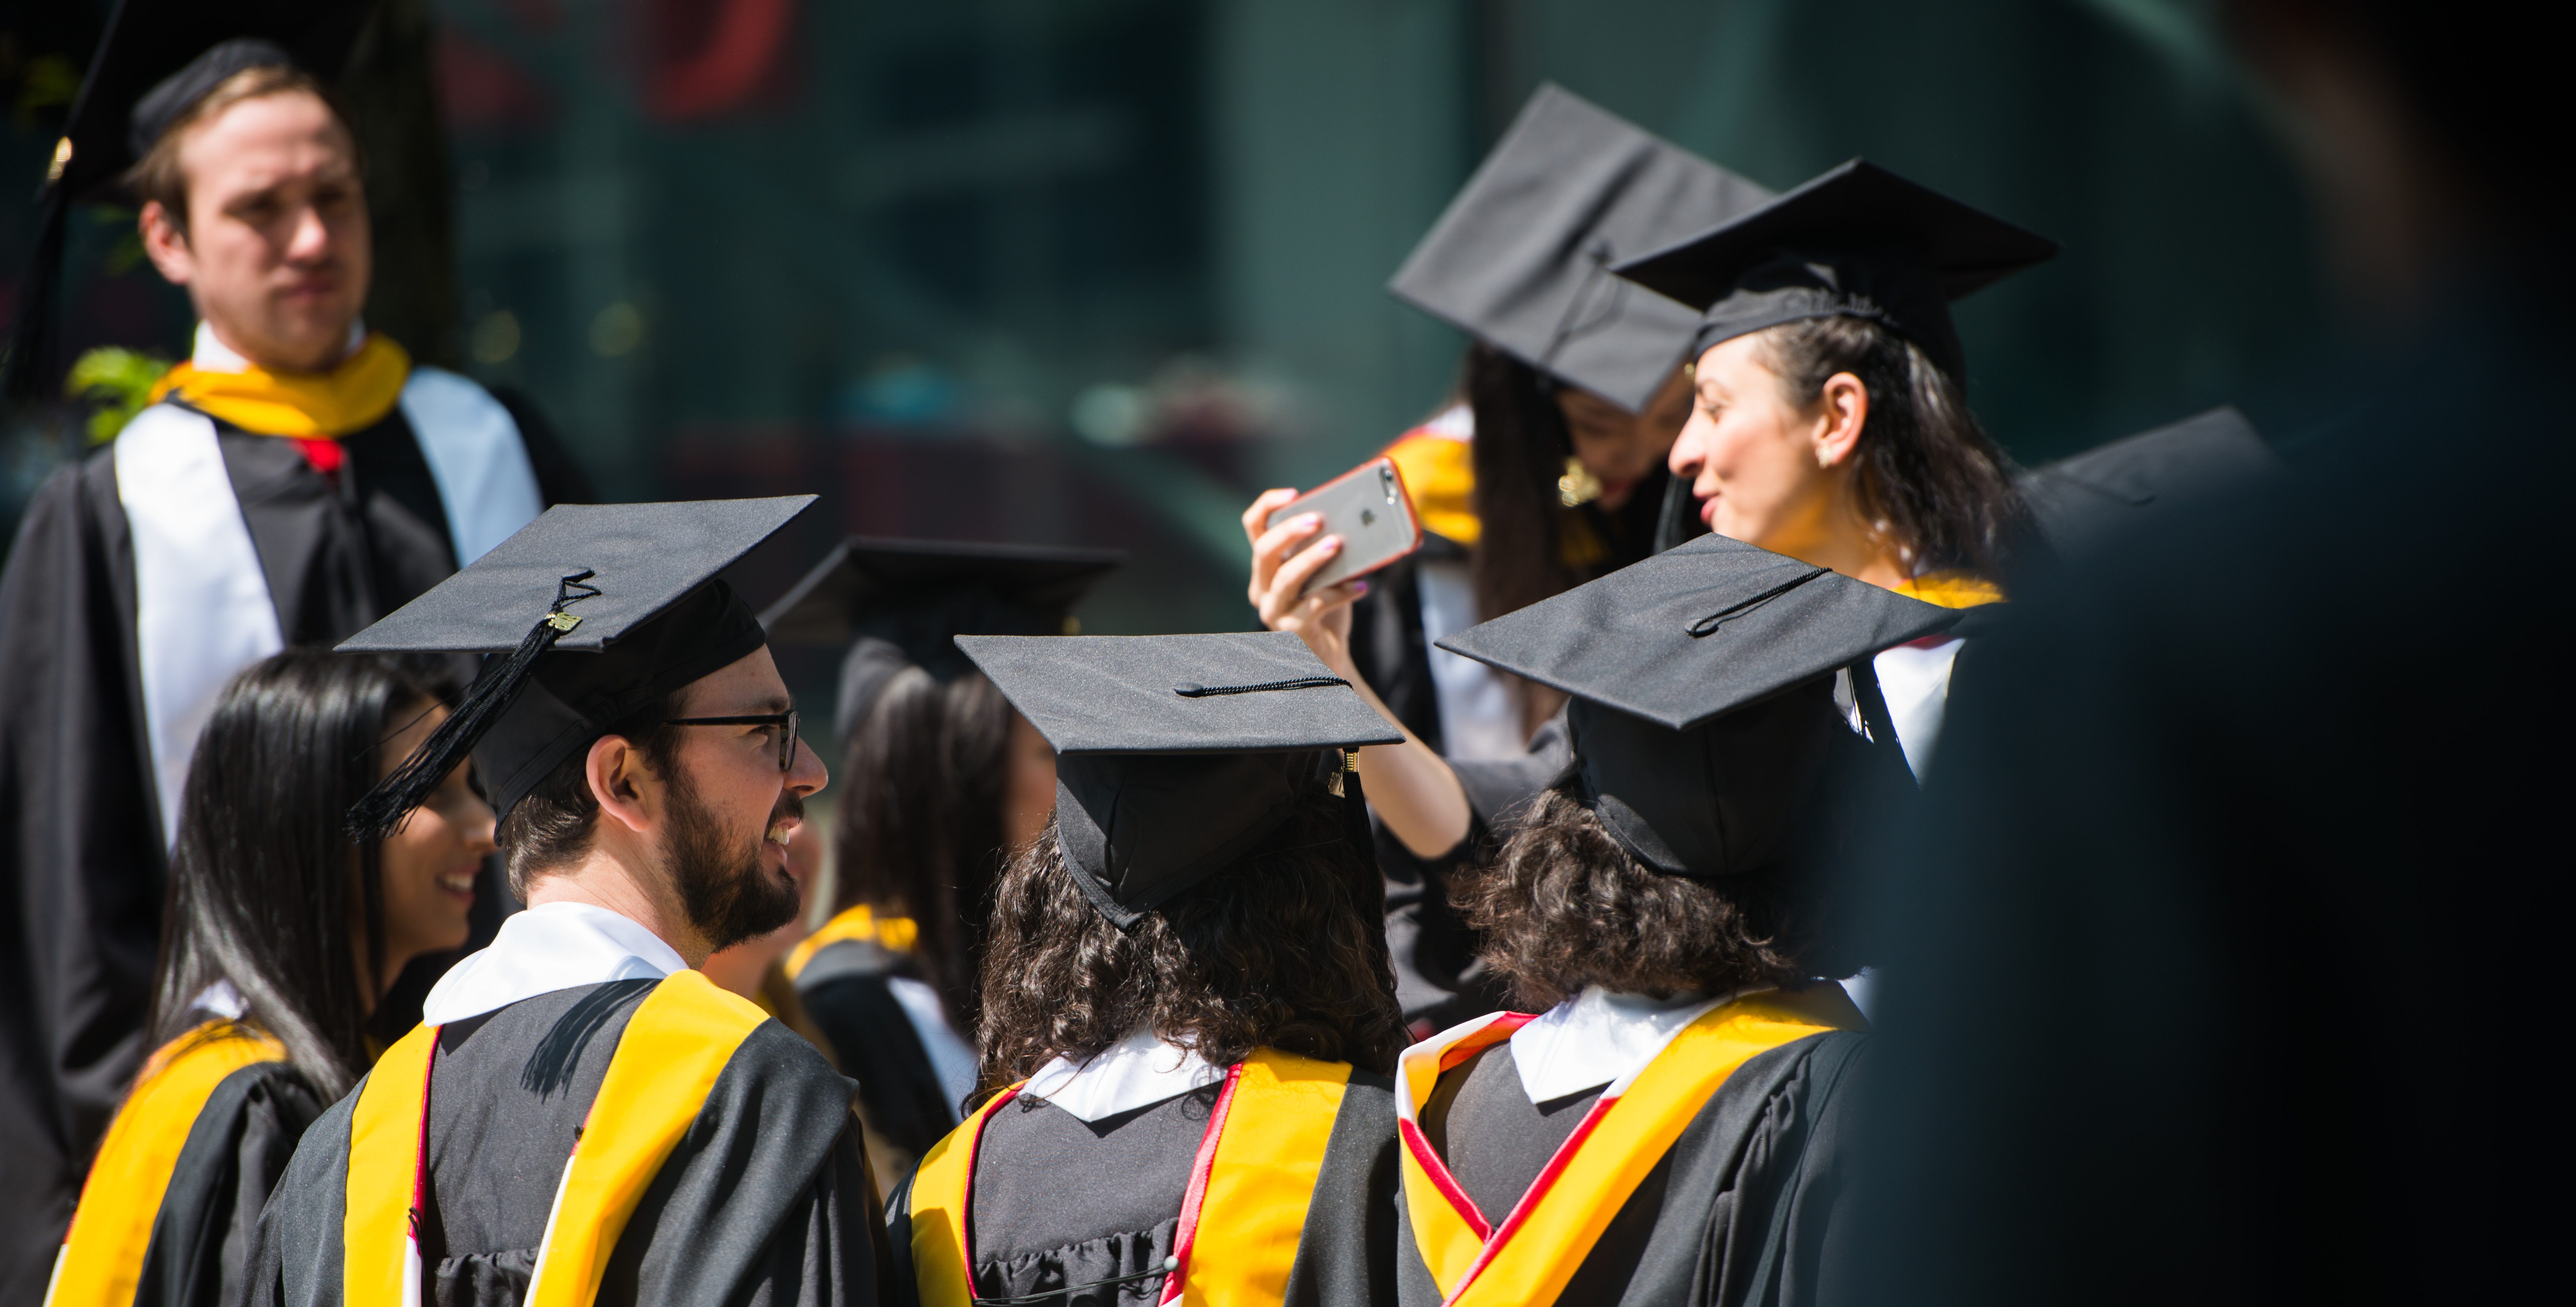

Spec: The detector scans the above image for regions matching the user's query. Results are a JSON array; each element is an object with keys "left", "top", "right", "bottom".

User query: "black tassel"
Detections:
[
  {"left": 345, "top": 571, "right": 598, "bottom": 843},
  {"left": 1, "top": 191, "right": 70, "bottom": 405}
]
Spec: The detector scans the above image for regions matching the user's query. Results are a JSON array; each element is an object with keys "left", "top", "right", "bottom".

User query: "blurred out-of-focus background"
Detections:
[{"left": 4, "top": 0, "right": 2322, "bottom": 702}]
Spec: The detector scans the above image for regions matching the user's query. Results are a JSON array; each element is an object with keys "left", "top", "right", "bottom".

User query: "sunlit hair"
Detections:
[
  {"left": 147, "top": 650, "right": 447, "bottom": 1099},
  {"left": 123, "top": 63, "right": 362, "bottom": 231},
  {"left": 1755, "top": 316, "right": 2035, "bottom": 579},
  {"left": 973, "top": 789, "right": 1407, "bottom": 1107},
  {"left": 1453, "top": 786, "right": 1860, "bottom": 1012},
  {"left": 833, "top": 667, "right": 1014, "bottom": 1033}
]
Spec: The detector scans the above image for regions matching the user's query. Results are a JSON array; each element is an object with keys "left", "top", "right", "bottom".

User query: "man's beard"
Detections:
[{"left": 662, "top": 767, "right": 803, "bottom": 952}]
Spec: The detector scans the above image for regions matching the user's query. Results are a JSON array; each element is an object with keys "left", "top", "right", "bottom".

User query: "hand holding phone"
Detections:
[{"left": 1265, "top": 456, "right": 1423, "bottom": 596}]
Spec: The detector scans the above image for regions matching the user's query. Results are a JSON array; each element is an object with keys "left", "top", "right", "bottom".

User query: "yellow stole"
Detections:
[
  {"left": 1384, "top": 429, "right": 1479, "bottom": 547},
  {"left": 909, "top": 1048, "right": 1351, "bottom": 1307},
  {"left": 1398, "top": 987, "right": 1865, "bottom": 1307},
  {"left": 145, "top": 332, "right": 410, "bottom": 438},
  {"left": 343, "top": 971, "right": 767, "bottom": 1307},
  {"left": 45, "top": 1022, "right": 286, "bottom": 1307},
  {"left": 1892, "top": 569, "right": 2005, "bottom": 611},
  {"left": 781, "top": 903, "right": 920, "bottom": 982}
]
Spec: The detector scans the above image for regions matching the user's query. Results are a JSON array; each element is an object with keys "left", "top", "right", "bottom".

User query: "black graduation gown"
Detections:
[
  {"left": 794, "top": 938, "right": 960, "bottom": 1171},
  {"left": 1849, "top": 276, "right": 2569, "bottom": 1306},
  {"left": 886, "top": 1071, "right": 1399, "bottom": 1307},
  {"left": 0, "top": 394, "right": 582, "bottom": 1299},
  {"left": 244, "top": 979, "right": 880, "bottom": 1307},
  {"left": 132, "top": 1060, "right": 327, "bottom": 1307},
  {"left": 1403, "top": 1033, "right": 1868, "bottom": 1307}
]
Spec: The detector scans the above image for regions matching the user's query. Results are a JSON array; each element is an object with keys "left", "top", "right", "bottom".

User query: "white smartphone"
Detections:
[{"left": 1266, "top": 456, "right": 1423, "bottom": 595}]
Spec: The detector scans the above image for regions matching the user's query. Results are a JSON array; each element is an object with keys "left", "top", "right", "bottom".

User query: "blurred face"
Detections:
[
  {"left": 140, "top": 90, "right": 370, "bottom": 372},
  {"left": 372, "top": 700, "right": 495, "bottom": 986},
  {"left": 1667, "top": 332, "right": 1847, "bottom": 556},
  {"left": 1555, "top": 366, "right": 1695, "bottom": 510},
  {"left": 1001, "top": 708, "right": 1058, "bottom": 855},
  {"left": 659, "top": 647, "right": 829, "bottom": 951}
]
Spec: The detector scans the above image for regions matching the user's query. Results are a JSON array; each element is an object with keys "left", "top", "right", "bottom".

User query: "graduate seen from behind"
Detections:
[
  {"left": 0, "top": 20, "right": 578, "bottom": 1277},
  {"left": 888, "top": 632, "right": 1410, "bottom": 1307},
  {"left": 762, "top": 539, "right": 1121, "bottom": 1179},
  {"left": 1246, "top": 87, "right": 1775, "bottom": 1034},
  {"left": 1393, "top": 535, "right": 1973, "bottom": 1307},
  {"left": 46, "top": 651, "right": 491, "bottom": 1307},
  {"left": 244, "top": 498, "right": 883, "bottom": 1307}
]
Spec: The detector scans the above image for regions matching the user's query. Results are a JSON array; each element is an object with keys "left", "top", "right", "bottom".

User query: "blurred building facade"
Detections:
[{"left": 5, "top": 0, "right": 2320, "bottom": 645}]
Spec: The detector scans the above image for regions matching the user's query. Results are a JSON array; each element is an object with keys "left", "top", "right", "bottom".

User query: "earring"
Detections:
[{"left": 1558, "top": 457, "right": 1603, "bottom": 508}]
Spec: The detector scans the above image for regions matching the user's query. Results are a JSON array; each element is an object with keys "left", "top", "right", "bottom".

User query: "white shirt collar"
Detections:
[
  {"left": 1509, "top": 984, "right": 1770, "bottom": 1104},
  {"left": 1023, "top": 1026, "right": 1221, "bottom": 1123},
  {"left": 420, "top": 902, "right": 685, "bottom": 1026},
  {"left": 190, "top": 319, "right": 366, "bottom": 373}
]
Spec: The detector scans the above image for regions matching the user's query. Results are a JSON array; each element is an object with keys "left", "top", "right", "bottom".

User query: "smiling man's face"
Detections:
[{"left": 655, "top": 646, "right": 827, "bottom": 951}]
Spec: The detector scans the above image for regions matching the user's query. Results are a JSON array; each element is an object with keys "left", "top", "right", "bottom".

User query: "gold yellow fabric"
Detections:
[
  {"left": 342, "top": 971, "right": 767, "bottom": 1307},
  {"left": 46, "top": 1022, "right": 285, "bottom": 1307},
  {"left": 1402, "top": 986, "right": 1866, "bottom": 1307},
  {"left": 1384, "top": 430, "right": 1479, "bottom": 547},
  {"left": 1892, "top": 569, "right": 2005, "bottom": 610},
  {"left": 781, "top": 904, "right": 920, "bottom": 982},
  {"left": 144, "top": 332, "right": 410, "bottom": 438},
  {"left": 909, "top": 1049, "right": 1351, "bottom": 1307}
]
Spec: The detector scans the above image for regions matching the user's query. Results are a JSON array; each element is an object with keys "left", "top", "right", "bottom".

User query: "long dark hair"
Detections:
[
  {"left": 834, "top": 667, "right": 1014, "bottom": 1032},
  {"left": 1757, "top": 316, "right": 2034, "bottom": 579},
  {"left": 1454, "top": 786, "right": 1858, "bottom": 1011},
  {"left": 974, "top": 788, "right": 1407, "bottom": 1105},
  {"left": 145, "top": 651, "right": 446, "bottom": 1098}
]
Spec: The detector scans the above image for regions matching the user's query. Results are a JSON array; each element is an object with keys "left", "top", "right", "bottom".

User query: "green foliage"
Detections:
[{"left": 67, "top": 347, "right": 175, "bottom": 444}]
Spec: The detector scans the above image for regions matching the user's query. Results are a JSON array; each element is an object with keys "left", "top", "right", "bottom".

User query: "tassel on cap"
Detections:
[{"left": 345, "top": 571, "right": 598, "bottom": 843}]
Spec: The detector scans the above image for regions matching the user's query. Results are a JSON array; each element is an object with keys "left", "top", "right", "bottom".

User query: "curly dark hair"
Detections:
[
  {"left": 974, "top": 789, "right": 1407, "bottom": 1105},
  {"left": 1454, "top": 786, "right": 1861, "bottom": 1012},
  {"left": 1756, "top": 315, "right": 2035, "bottom": 579}
]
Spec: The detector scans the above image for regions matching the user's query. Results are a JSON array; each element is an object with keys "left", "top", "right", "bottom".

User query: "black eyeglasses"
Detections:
[{"left": 662, "top": 709, "right": 800, "bottom": 771}]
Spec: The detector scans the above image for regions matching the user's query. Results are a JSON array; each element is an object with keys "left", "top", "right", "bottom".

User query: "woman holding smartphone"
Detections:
[{"left": 44, "top": 652, "right": 493, "bottom": 1307}]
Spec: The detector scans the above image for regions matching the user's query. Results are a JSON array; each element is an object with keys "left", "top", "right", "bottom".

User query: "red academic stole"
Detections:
[
  {"left": 1397, "top": 986, "right": 1865, "bottom": 1307},
  {"left": 341, "top": 970, "right": 769, "bottom": 1307},
  {"left": 908, "top": 1048, "right": 1352, "bottom": 1307}
]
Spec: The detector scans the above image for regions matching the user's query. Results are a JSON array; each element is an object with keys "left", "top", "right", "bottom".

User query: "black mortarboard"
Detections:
[
  {"left": 339, "top": 497, "right": 816, "bottom": 838},
  {"left": 956, "top": 632, "right": 1402, "bottom": 928},
  {"left": 1436, "top": 533, "right": 1949, "bottom": 877},
  {"left": 1610, "top": 159, "right": 2058, "bottom": 387},
  {"left": 1387, "top": 84, "right": 1775, "bottom": 412},
  {"left": 2020, "top": 406, "right": 2282, "bottom": 552},
  {"left": 760, "top": 537, "right": 1124, "bottom": 739},
  {"left": 2, "top": 0, "right": 371, "bottom": 400}
]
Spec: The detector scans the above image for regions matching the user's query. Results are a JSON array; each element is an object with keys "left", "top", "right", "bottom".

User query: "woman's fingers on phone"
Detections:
[
  {"left": 1247, "top": 514, "right": 1322, "bottom": 605},
  {"left": 1271, "top": 532, "right": 1342, "bottom": 604},
  {"left": 1241, "top": 489, "right": 1299, "bottom": 544}
]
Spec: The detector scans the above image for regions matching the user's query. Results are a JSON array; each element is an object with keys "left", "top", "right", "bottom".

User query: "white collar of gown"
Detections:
[
  {"left": 420, "top": 902, "right": 686, "bottom": 1026},
  {"left": 1508, "top": 984, "right": 1773, "bottom": 1104},
  {"left": 1023, "top": 1026, "right": 1222, "bottom": 1123}
]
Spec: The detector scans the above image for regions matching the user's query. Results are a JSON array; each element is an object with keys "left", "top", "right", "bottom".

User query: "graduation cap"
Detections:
[
  {"left": 2020, "top": 406, "right": 2282, "bottom": 551},
  {"left": 2, "top": 0, "right": 374, "bottom": 400},
  {"left": 1436, "top": 533, "right": 1951, "bottom": 877},
  {"left": 760, "top": 537, "right": 1124, "bottom": 739},
  {"left": 339, "top": 497, "right": 817, "bottom": 840},
  {"left": 1387, "top": 84, "right": 1775, "bottom": 412},
  {"left": 1610, "top": 159, "right": 2058, "bottom": 388},
  {"left": 956, "top": 632, "right": 1402, "bottom": 929}
]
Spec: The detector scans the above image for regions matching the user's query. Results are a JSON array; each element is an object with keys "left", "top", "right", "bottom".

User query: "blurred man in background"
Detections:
[{"left": 1860, "top": 2, "right": 2567, "bottom": 1303}]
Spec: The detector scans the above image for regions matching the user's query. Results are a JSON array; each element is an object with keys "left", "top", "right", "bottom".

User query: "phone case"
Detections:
[{"left": 1266, "top": 456, "right": 1424, "bottom": 593}]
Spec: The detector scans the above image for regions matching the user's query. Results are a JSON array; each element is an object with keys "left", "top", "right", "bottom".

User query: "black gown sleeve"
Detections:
[
  {"left": 135, "top": 1062, "right": 325, "bottom": 1307},
  {"left": 797, "top": 950, "right": 957, "bottom": 1164},
  {"left": 1279, "top": 1072, "right": 1400, "bottom": 1307},
  {"left": 239, "top": 1082, "right": 357, "bottom": 1307},
  {"left": 0, "top": 452, "right": 160, "bottom": 1301}
]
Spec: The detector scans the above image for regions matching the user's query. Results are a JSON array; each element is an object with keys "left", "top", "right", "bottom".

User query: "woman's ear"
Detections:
[
  {"left": 1812, "top": 372, "right": 1869, "bottom": 468},
  {"left": 587, "top": 734, "right": 656, "bottom": 836}
]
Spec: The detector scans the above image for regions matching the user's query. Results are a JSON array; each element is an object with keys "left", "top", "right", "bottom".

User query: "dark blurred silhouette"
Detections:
[{"left": 1858, "top": 3, "right": 2567, "bottom": 1304}]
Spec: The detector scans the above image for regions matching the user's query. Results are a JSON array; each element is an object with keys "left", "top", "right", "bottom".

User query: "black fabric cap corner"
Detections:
[
  {"left": 1609, "top": 159, "right": 2058, "bottom": 384},
  {"left": 2020, "top": 406, "right": 2282, "bottom": 552},
  {"left": 1387, "top": 83, "right": 1774, "bottom": 412},
  {"left": 957, "top": 632, "right": 1400, "bottom": 928},
  {"left": 1434, "top": 531, "right": 1958, "bottom": 733}
]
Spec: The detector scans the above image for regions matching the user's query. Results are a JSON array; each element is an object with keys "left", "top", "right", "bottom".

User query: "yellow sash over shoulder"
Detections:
[{"left": 146, "top": 332, "right": 409, "bottom": 437}]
